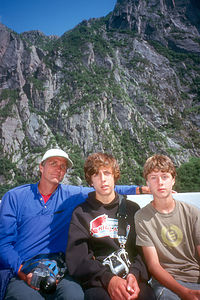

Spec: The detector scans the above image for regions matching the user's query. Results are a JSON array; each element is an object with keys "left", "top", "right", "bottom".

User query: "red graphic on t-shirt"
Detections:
[{"left": 90, "top": 214, "right": 118, "bottom": 238}]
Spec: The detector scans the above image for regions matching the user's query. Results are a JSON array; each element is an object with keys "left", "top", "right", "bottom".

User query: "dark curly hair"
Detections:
[{"left": 84, "top": 152, "right": 120, "bottom": 186}]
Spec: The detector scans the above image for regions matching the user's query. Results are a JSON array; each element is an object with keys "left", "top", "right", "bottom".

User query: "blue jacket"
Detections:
[{"left": 0, "top": 183, "right": 137, "bottom": 275}]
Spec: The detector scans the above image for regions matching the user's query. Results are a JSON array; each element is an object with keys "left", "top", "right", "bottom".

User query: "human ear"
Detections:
[{"left": 39, "top": 163, "right": 43, "bottom": 174}]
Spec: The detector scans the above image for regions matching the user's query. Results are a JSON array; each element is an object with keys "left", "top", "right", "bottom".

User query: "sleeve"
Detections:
[
  {"left": 134, "top": 210, "right": 154, "bottom": 247},
  {"left": 0, "top": 191, "right": 22, "bottom": 274},
  {"left": 191, "top": 205, "right": 200, "bottom": 246},
  {"left": 66, "top": 210, "right": 114, "bottom": 289},
  {"left": 115, "top": 185, "right": 137, "bottom": 195}
]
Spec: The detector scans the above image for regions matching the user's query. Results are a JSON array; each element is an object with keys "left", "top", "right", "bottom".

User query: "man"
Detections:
[
  {"left": 0, "top": 148, "right": 148, "bottom": 300},
  {"left": 66, "top": 152, "right": 155, "bottom": 300},
  {"left": 135, "top": 154, "right": 200, "bottom": 300}
]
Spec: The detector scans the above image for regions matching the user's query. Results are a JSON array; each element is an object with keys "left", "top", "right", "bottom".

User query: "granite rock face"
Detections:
[
  {"left": 0, "top": 0, "right": 199, "bottom": 188},
  {"left": 109, "top": 0, "right": 200, "bottom": 52}
]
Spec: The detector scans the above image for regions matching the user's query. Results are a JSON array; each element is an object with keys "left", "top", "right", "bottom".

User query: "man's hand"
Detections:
[
  {"left": 136, "top": 186, "right": 151, "bottom": 195},
  {"left": 108, "top": 275, "right": 140, "bottom": 300},
  {"left": 18, "top": 268, "right": 39, "bottom": 290}
]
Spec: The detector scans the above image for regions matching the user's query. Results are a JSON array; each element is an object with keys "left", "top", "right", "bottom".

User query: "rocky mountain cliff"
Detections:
[{"left": 0, "top": 0, "right": 200, "bottom": 194}]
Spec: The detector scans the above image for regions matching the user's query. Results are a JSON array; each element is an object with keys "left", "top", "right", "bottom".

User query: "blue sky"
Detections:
[{"left": 0, "top": 0, "right": 117, "bottom": 36}]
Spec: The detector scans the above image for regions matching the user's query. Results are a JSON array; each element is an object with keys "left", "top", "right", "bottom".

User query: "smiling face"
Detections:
[
  {"left": 91, "top": 166, "right": 115, "bottom": 203},
  {"left": 147, "top": 170, "right": 175, "bottom": 200},
  {"left": 39, "top": 156, "right": 67, "bottom": 186}
]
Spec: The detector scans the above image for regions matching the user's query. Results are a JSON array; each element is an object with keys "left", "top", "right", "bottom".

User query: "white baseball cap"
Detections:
[{"left": 41, "top": 149, "right": 73, "bottom": 168}]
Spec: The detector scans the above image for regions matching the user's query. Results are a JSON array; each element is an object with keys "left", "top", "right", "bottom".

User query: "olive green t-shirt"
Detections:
[{"left": 135, "top": 200, "right": 200, "bottom": 283}]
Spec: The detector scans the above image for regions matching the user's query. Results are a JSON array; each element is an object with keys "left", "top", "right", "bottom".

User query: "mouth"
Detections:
[
  {"left": 101, "top": 185, "right": 109, "bottom": 190},
  {"left": 52, "top": 172, "right": 61, "bottom": 176},
  {"left": 158, "top": 188, "right": 165, "bottom": 192},
  {"left": 51, "top": 174, "right": 62, "bottom": 180}
]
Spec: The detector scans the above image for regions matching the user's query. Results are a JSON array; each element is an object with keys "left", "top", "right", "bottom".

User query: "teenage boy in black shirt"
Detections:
[{"left": 66, "top": 152, "right": 155, "bottom": 300}]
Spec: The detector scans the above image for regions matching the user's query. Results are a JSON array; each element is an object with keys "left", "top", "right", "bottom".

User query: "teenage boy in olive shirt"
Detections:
[{"left": 135, "top": 154, "right": 200, "bottom": 300}]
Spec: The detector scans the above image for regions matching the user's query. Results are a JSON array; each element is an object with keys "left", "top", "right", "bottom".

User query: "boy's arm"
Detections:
[{"left": 142, "top": 246, "right": 200, "bottom": 300}]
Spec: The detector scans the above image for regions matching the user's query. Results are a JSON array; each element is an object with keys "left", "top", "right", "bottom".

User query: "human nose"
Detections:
[
  {"left": 157, "top": 176, "right": 164, "bottom": 184},
  {"left": 99, "top": 172, "right": 106, "bottom": 182},
  {"left": 57, "top": 164, "right": 62, "bottom": 170},
  {"left": 55, "top": 163, "right": 65, "bottom": 172}
]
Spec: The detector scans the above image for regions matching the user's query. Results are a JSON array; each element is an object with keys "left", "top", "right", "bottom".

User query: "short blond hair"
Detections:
[{"left": 143, "top": 154, "right": 176, "bottom": 180}]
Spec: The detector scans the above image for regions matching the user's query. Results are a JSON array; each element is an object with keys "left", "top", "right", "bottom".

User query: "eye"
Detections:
[
  {"left": 104, "top": 171, "right": 112, "bottom": 176},
  {"left": 60, "top": 165, "right": 67, "bottom": 171},
  {"left": 92, "top": 173, "right": 98, "bottom": 177},
  {"left": 49, "top": 161, "right": 56, "bottom": 167}
]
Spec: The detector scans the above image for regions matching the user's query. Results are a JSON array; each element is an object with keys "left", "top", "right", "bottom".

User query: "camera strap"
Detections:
[
  {"left": 102, "top": 194, "right": 131, "bottom": 278},
  {"left": 117, "top": 194, "right": 130, "bottom": 248}
]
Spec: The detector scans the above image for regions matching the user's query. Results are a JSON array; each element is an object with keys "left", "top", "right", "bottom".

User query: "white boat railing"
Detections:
[{"left": 127, "top": 192, "right": 200, "bottom": 209}]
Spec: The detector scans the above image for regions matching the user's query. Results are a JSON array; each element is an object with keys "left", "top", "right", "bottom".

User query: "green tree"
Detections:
[{"left": 175, "top": 157, "right": 200, "bottom": 192}]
